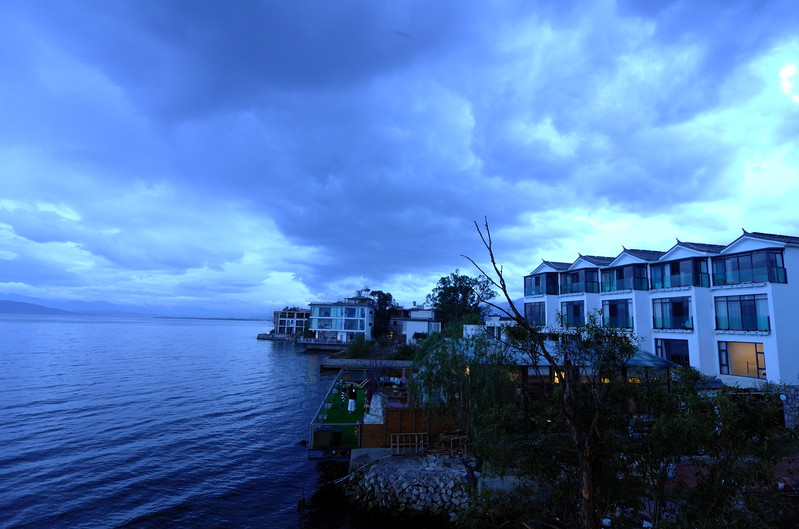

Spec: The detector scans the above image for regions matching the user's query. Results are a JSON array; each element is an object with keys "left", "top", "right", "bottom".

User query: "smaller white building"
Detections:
[
  {"left": 272, "top": 308, "right": 310, "bottom": 337},
  {"left": 464, "top": 314, "right": 515, "bottom": 341},
  {"left": 308, "top": 297, "right": 375, "bottom": 343},
  {"left": 390, "top": 308, "right": 442, "bottom": 344}
]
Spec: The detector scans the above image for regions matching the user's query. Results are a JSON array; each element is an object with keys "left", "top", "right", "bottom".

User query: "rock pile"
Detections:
[{"left": 343, "top": 454, "right": 473, "bottom": 522}]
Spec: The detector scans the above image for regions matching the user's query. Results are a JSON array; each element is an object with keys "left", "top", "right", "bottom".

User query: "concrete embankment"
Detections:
[{"left": 342, "top": 451, "right": 473, "bottom": 522}]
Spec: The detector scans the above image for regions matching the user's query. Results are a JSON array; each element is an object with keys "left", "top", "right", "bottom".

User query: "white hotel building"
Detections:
[{"left": 523, "top": 230, "right": 799, "bottom": 387}]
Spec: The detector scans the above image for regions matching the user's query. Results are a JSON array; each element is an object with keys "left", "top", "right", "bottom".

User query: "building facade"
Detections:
[
  {"left": 308, "top": 297, "right": 376, "bottom": 343},
  {"left": 389, "top": 308, "right": 442, "bottom": 344},
  {"left": 523, "top": 230, "right": 799, "bottom": 387},
  {"left": 272, "top": 308, "right": 310, "bottom": 337}
]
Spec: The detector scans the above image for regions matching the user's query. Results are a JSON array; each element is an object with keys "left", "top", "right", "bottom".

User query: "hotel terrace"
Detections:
[{"left": 523, "top": 230, "right": 799, "bottom": 388}]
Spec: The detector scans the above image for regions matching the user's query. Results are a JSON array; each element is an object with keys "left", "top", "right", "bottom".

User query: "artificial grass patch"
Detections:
[{"left": 323, "top": 388, "right": 366, "bottom": 424}]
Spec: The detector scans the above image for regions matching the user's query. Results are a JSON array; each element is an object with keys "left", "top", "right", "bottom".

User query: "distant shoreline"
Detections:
[{"left": 153, "top": 316, "right": 270, "bottom": 322}]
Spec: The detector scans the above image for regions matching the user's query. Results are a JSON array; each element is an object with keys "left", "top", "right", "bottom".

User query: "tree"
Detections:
[
  {"left": 670, "top": 385, "right": 798, "bottom": 529},
  {"left": 368, "top": 290, "right": 397, "bottom": 339},
  {"left": 408, "top": 334, "right": 523, "bottom": 479},
  {"left": 426, "top": 269, "right": 497, "bottom": 333},
  {"left": 466, "top": 218, "right": 640, "bottom": 529},
  {"left": 465, "top": 218, "right": 798, "bottom": 528}
]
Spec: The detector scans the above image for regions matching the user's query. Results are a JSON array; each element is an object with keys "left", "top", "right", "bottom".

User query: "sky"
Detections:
[{"left": 1, "top": 0, "right": 798, "bottom": 316}]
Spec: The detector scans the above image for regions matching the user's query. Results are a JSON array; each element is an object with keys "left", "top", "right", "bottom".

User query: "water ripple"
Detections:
[{"left": 0, "top": 316, "right": 336, "bottom": 529}]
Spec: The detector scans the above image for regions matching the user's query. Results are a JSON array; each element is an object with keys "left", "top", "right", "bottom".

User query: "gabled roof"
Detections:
[
  {"left": 576, "top": 254, "right": 614, "bottom": 267},
  {"left": 607, "top": 248, "right": 666, "bottom": 267},
  {"left": 621, "top": 248, "right": 666, "bottom": 262},
  {"left": 675, "top": 240, "right": 726, "bottom": 254},
  {"left": 740, "top": 229, "right": 799, "bottom": 246},
  {"left": 542, "top": 260, "right": 571, "bottom": 271},
  {"left": 529, "top": 260, "right": 571, "bottom": 274},
  {"left": 721, "top": 229, "right": 799, "bottom": 254}
]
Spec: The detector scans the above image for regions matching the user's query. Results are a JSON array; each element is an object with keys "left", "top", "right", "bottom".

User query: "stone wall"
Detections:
[
  {"left": 342, "top": 454, "right": 472, "bottom": 522},
  {"left": 782, "top": 385, "right": 799, "bottom": 429}
]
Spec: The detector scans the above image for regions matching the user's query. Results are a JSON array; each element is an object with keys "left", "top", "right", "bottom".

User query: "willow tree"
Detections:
[
  {"left": 464, "top": 218, "right": 639, "bottom": 529},
  {"left": 408, "top": 334, "right": 523, "bottom": 480}
]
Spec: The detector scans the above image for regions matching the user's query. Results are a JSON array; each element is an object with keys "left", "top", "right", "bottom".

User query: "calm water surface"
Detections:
[{"left": 0, "top": 315, "right": 357, "bottom": 529}]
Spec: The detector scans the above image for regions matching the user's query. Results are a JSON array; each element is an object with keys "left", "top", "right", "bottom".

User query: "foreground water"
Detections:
[{"left": 0, "top": 315, "right": 410, "bottom": 529}]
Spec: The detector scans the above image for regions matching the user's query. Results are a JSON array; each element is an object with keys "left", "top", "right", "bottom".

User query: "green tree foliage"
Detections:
[
  {"left": 508, "top": 313, "right": 641, "bottom": 528},
  {"left": 465, "top": 218, "right": 798, "bottom": 529},
  {"left": 668, "top": 386, "right": 797, "bottom": 529},
  {"left": 467, "top": 218, "right": 649, "bottom": 529},
  {"left": 344, "top": 334, "right": 373, "bottom": 359},
  {"left": 367, "top": 289, "right": 397, "bottom": 339},
  {"left": 408, "top": 335, "right": 523, "bottom": 476},
  {"left": 426, "top": 269, "right": 497, "bottom": 334}
]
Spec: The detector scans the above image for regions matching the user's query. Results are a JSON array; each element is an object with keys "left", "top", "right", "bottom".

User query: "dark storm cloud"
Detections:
[
  {"left": 14, "top": 0, "right": 465, "bottom": 120},
  {"left": 1, "top": 0, "right": 797, "bottom": 310}
]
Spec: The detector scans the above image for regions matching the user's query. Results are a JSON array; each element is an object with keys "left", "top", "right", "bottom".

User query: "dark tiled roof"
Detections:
[
  {"left": 625, "top": 350, "right": 676, "bottom": 368},
  {"left": 540, "top": 260, "right": 572, "bottom": 271},
  {"left": 697, "top": 376, "right": 725, "bottom": 390},
  {"left": 622, "top": 248, "right": 666, "bottom": 262},
  {"left": 578, "top": 254, "right": 615, "bottom": 266},
  {"left": 676, "top": 241, "right": 726, "bottom": 254},
  {"left": 743, "top": 230, "right": 799, "bottom": 246}
]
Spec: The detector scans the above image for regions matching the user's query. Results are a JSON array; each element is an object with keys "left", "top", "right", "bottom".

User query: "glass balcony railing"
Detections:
[
  {"left": 713, "top": 266, "right": 787, "bottom": 286},
  {"left": 602, "top": 278, "right": 650, "bottom": 291},
  {"left": 715, "top": 315, "right": 770, "bottom": 332},
  {"left": 603, "top": 315, "right": 634, "bottom": 329},
  {"left": 561, "top": 282, "right": 599, "bottom": 294},
  {"left": 653, "top": 315, "right": 693, "bottom": 330}
]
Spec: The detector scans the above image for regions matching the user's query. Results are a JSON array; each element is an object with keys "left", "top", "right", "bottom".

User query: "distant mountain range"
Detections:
[
  {"left": 0, "top": 300, "right": 72, "bottom": 315},
  {"left": 0, "top": 294, "right": 272, "bottom": 319},
  {"left": 486, "top": 297, "right": 525, "bottom": 317}
]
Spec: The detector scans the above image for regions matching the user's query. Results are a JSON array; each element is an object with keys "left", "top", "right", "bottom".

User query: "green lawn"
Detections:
[
  {"left": 322, "top": 387, "right": 366, "bottom": 424},
  {"left": 312, "top": 387, "right": 366, "bottom": 449}
]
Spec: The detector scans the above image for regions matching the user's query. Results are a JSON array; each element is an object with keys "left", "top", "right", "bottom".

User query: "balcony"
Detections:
[
  {"left": 713, "top": 266, "right": 787, "bottom": 286},
  {"left": 603, "top": 315, "right": 634, "bottom": 329},
  {"left": 715, "top": 315, "right": 771, "bottom": 333},
  {"left": 601, "top": 277, "right": 649, "bottom": 292},
  {"left": 653, "top": 315, "right": 693, "bottom": 330},
  {"left": 560, "top": 282, "right": 599, "bottom": 295}
]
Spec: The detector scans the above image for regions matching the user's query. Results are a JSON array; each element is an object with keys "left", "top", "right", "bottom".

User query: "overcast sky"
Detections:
[{"left": 2, "top": 1, "right": 798, "bottom": 315}]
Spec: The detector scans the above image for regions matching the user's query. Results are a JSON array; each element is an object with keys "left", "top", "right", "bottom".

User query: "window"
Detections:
[
  {"left": 652, "top": 297, "right": 692, "bottom": 329},
  {"left": 343, "top": 319, "right": 364, "bottom": 331},
  {"left": 313, "top": 306, "right": 332, "bottom": 318},
  {"left": 313, "top": 318, "right": 333, "bottom": 329},
  {"left": 525, "top": 273, "right": 559, "bottom": 295},
  {"left": 344, "top": 307, "right": 364, "bottom": 318},
  {"left": 524, "top": 302, "right": 546, "bottom": 326},
  {"left": 714, "top": 294, "right": 770, "bottom": 331},
  {"left": 601, "top": 265, "right": 648, "bottom": 292},
  {"left": 655, "top": 338, "right": 690, "bottom": 367},
  {"left": 560, "top": 269, "right": 599, "bottom": 294},
  {"left": 560, "top": 301, "right": 584, "bottom": 327},
  {"left": 602, "top": 299, "right": 633, "bottom": 328},
  {"left": 650, "top": 258, "right": 709, "bottom": 289},
  {"left": 718, "top": 341, "right": 766, "bottom": 378},
  {"left": 712, "top": 249, "right": 787, "bottom": 286}
]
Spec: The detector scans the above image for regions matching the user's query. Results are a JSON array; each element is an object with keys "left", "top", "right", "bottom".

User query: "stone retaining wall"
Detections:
[
  {"left": 342, "top": 454, "right": 472, "bottom": 522},
  {"left": 783, "top": 385, "right": 799, "bottom": 429}
]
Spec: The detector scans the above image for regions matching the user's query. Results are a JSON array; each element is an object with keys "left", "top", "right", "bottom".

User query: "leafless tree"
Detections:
[{"left": 464, "top": 217, "right": 637, "bottom": 529}]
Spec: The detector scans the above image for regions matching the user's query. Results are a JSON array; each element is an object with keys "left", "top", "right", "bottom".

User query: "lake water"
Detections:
[{"left": 0, "top": 315, "right": 383, "bottom": 529}]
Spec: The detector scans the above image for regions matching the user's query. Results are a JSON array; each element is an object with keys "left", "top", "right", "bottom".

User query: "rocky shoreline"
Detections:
[{"left": 341, "top": 453, "right": 474, "bottom": 522}]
